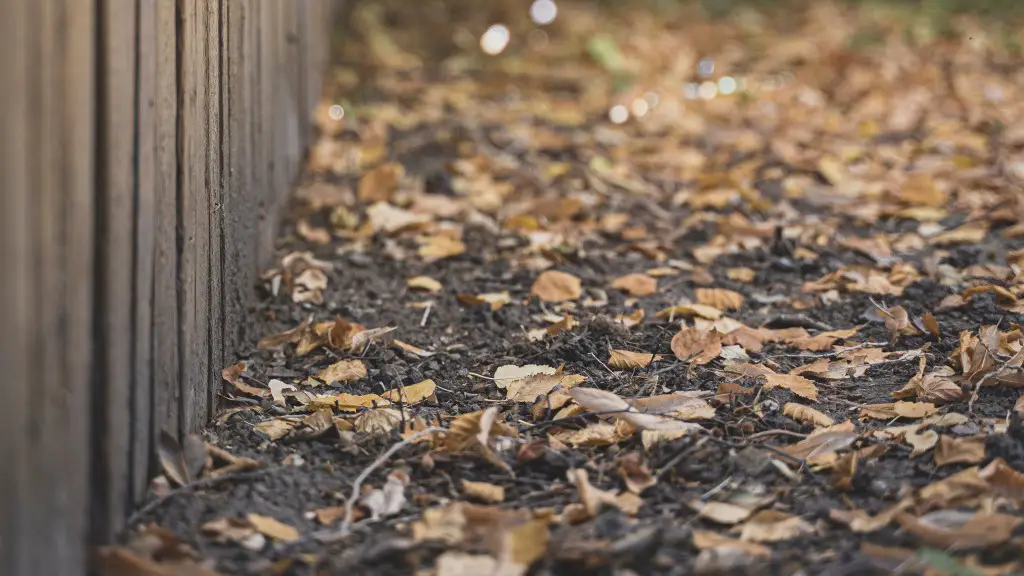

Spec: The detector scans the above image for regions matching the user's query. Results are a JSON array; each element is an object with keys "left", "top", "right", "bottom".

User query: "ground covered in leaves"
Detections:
[{"left": 105, "top": 2, "right": 1024, "bottom": 575}]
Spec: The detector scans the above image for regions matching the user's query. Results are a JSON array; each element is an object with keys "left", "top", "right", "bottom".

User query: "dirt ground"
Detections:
[{"left": 105, "top": 2, "right": 1024, "bottom": 575}]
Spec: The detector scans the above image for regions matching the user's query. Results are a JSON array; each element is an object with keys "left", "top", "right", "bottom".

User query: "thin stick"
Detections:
[
  {"left": 590, "top": 352, "right": 616, "bottom": 377},
  {"left": 420, "top": 302, "right": 432, "bottom": 327},
  {"left": 339, "top": 427, "right": 448, "bottom": 532}
]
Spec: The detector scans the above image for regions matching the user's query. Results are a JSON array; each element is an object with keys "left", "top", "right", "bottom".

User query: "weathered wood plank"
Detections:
[
  {"left": 93, "top": 0, "right": 139, "bottom": 543},
  {"left": 206, "top": 0, "right": 224, "bottom": 412},
  {"left": 0, "top": 2, "right": 33, "bottom": 572},
  {"left": 179, "top": 0, "right": 213, "bottom": 433},
  {"left": 151, "top": 0, "right": 181, "bottom": 450},
  {"left": 255, "top": 1, "right": 278, "bottom": 268},
  {"left": 132, "top": 0, "right": 157, "bottom": 506}
]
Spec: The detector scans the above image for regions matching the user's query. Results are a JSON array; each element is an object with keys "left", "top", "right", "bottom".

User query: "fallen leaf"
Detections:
[
  {"left": 442, "top": 407, "right": 518, "bottom": 473},
  {"left": 257, "top": 318, "right": 312, "bottom": 350},
  {"left": 922, "top": 312, "right": 940, "bottom": 337},
  {"left": 493, "top": 364, "right": 558, "bottom": 390},
  {"left": 358, "top": 162, "right": 404, "bottom": 203},
  {"left": 671, "top": 328, "right": 723, "bottom": 364},
  {"left": 859, "top": 401, "right": 937, "bottom": 420},
  {"left": 354, "top": 408, "right": 403, "bottom": 436},
  {"left": 933, "top": 435, "right": 986, "bottom": 467},
  {"left": 726, "top": 267, "right": 757, "bottom": 283},
  {"left": 829, "top": 500, "right": 913, "bottom": 533},
  {"left": 979, "top": 458, "right": 1024, "bottom": 502},
  {"left": 316, "top": 359, "right": 368, "bottom": 384},
  {"left": 312, "top": 392, "right": 387, "bottom": 411},
  {"left": 361, "top": 470, "right": 409, "bottom": 520},
  {"left": 246, "top": 514, "right": 299, "bottom": 543},
  {"left": 918, "top": 467, "right": 989, "bottom": 510},
  {"left": 157, "top": 431, "right": 206, "bottom": 487},
  {"left": 381, "top": 379, "right": 437, "bottom": 405},
  {"left": 617, "top": 452, "right": 656, "bottom": 494},
  {"left": 896, "top": 510, "right": 1021, "bottom": 549},
  {"left": 608, "top": 349, "right": 663, "bottom": 370},
  {"left": 569, "top": 387, "right": 705, "bottom": 433},
  {"left": 656, "top": 303, "right": 722, "bottom": 320},
  {"left": 763, "top": 373, "right": 819, "bottom": 401},
  {"left": 253, "top": 418, "right": 296, "bottom": 441},
  {"left": 202, "top": 517, "right": 265, "bottom": 550},
  {"left": 779, "top": 431, "right": 858, "bottom": 461},
  {"left": 407, "top": 276, "right": 442, "bottom": 292},
  {"left": 611, "top": 273, "right": 658, "bottom": 297},
  {"left": 566, "top": 468, "right": 639, "bottom": 521},
  {"left": 783, "top": 403, "right": 834, "bottom": 428},
  {"left": 905, "top": 428, "right": 939, "bottom": 456},
  {"left": 694, "top": 500, "right": 756, "bottom": 525},
  {"left": 691, "top": 530, "right": 771, "bottom": 558},
  {"left": 530, "top": 270, "right": 582, "bottom": 302},
  {"left": 461, "top": 480, "right": 505, "bottom": 503},
  {"left": 418, "top": 234, "right": 466, "bottom": 261},
  {"left": 457, "top": 291, "right": 512, "bottom": 310},
  {"left": 696, "top": 288, "right": 745, "bottom": 311},
  {"left": 737, "top": 510, "right": 815, "bottom": 543},
  {"left": 509, "top": 369, "right": 584, "bottom": 403},
  {"left": 267, "top": 379, "right": 297, "bottom": 406}
]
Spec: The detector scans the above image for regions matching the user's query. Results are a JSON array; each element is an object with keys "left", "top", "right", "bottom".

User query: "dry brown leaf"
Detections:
[
  {"left": 257, "top": 318, "right": 311, "bottom": 350},
  {"left": 737, "top": 510, "right": 815, "bottom": 543},
  {"left": 691, "top": 530, "right": 771, "bottom": 559},
  {"left": 355, "top": 408, "right": 404, "bottom": 436},
  {"left": 694, "top": 501, "right": 756, "bottom": 525},
  {"left": 493, "top": 364, "right": 558, "bottom": 389},
  {"left": 316, "top": 359, "right": 368, "bottom": 384},
  {"left": 157, "top": 431, "right": 206, "bottom": 487},
  {"left": 246, "top": 514, "right": 299, "bottom": 543},
  {"left": 695, "top": 288, "right": 745, "bottom": 311},
  {"left": 358, "top": 162, "right": 404, "bottom": 203},
  {"left": 726, "top": 267, "right": 757, "bottom": 283},
  {"left": 506, "top": 368, "right": 584, "bottom": 402},
  {"left": 670, "top": 328, "right": 723, "bottom": 364},
  {"left": 617, "top": 452, "right": 656, "bottom": 494},
  {"left": 979, "top": 458, "right": 1024, "bottom": 502},
  {"left": 883, "top": 305, "right": 911, "bottom": 346},
  {"left": 783, "top": 403, "right": 834, "bottom": 428},
  {"left": 656, "top": 303, "right": 722, "bottom": 320},
  {"left": 381, "top": 379, "right": 437, "bottom": 405},
  {"left": 461, "top": 480, "right": 505, "bottom": 504},
  {"left": 896, "top": 510, "right": 1021, "bottom": 549},
  {"left": 779, "top": 431, "right": 858, "bottom": 461},
  {"left": 918, "top": 372, "right": 964, "bottom": 404},
  {"left": 922, "top": 312, "right": 940, "bottom": 337},
  {"left": 530, "top": 270, "right": 582, "bottom": 302},
  {"left": 608, "top": 349, "right": 663, "bottom": 370},
  {"left": 413, "top": 503, "right": 549, "bottom": 569},
  {"left": 611, "top": 273, "right": 658, "bottom": 297},
  {"left": 418, "top": 234, "right": 466, "bottom": 262},
  {"left": 1016, "top": 393, "right": 1024, "bottom": 416},
  {"left": 311, "top": 392, "right": 387, "bottom": 412},
  {"left": 457, "top": 291, "right": 512, "bottom": 310},
  {"left": 442, "top": 407, "right": 517, "bottom": 473},
  {"left": 253, "top": 418, "right": 296, "bottom": 441},
  {"left": 929, "top": 222, "right": 989, "bottom": 246},
  {"left": 829, "top": 500, "right": 913, "bottom": 533},
  {"left": 905, "top": 428, "right": 939, "bottom": 456},
  {"left": 763, "top": 373, "right": 819, "bottom": 402},
  {"left": 933, "top": 435, "right": 986, "bottom": 467},
  {"left": 859, "top": 401, "right": 937, "bottom": 420},
  {"left": 407, "top": 276, "right": 442, "bottom": 292},
  {"left": 917, "top": 467, "right": 989, "bottom": 510},
  {"left": 568, "top": 387, "right": 705, "bottom": 433},
  {"left": 632, "top": 393, "right": 716, "bottom": 420},
  {"left": 565, "top": 468, "right": 640, "bottom": 522}
]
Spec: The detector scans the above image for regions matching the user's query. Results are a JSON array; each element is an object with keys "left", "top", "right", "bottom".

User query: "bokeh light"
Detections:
[
  {"left": 608, "top": 105, "right": 629, "bottom": 124},
  {"left": 529, "top": 0, "right": 558, "bottom": 26},
  {"left": 697, "top": 58, "right": 715, "bottom": 78},
  {"left": 328, "top": 105, "right": 345, "bottom": 120},
  {"left": 717, "top": 76, "right": 737, "bottom": 95},
  {"left": 698, "top": 80, "right": 718, "bottom": 99},
  {"left": 480, "top": 24, "right": 511, "bottom": 55}
]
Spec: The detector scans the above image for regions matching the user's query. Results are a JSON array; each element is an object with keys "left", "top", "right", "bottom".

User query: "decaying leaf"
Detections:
[
  {"left": 461, "top": 480, "right": 505, "bottom": 503},
  {"left": 763, "top": 373, "right": 819, "bottom": 402},
  {"left": 778, "top": 430, "right": 858, "bottom": 462},
  {"left": 358, "top": 162, "right": 404, "bottom": 203},
  {"left": 896, "top": 510, "right": 1022, "bottom": 549},
  {"left": 246, "top": 513, "right": 300, "bottom": 543},
  {"left": 859, "top": 401, "right": 937, "bottom": 420},
  {"left": 316, "top": 359, "right": 368, "bottom": 384},
  {"left": 457, "top": 291, "right": 512, "bottom": 310},
  {"left": 413, "top": 502, "right": 549, "bottom": 571},
  {"left": 696, "top": 287, "right": 745, "bottom": 311},
  {"left": 564, "top": 468, "right": 641, "bottom": 522},
  {"left": 493, "top": 364, "right": 558, "bottom": 390},
  {"left": 671, "top": 328, "right": 723, "bottom": 364},
  {"left": 905, "top": 428, "right": 939, "bottom": 456},
  {"left": 506, "top": 367, "right": 584, "bottom": 402},
  {"left": 736, "top": 510, "right": 815, "bottom": 543},
  {"left": 569, "top": 387, "right": 705, "bottom": 433},
  {"left": 933, "top": 435, "right": 986, "bottom": 467},
  {"left": 829, "top": 500, "right": 913, "bottom": 533},
  {"left": 979, "top": 458, "right": 1024, "bottom": 502},
  {"left": 693, "top": 500, "right": 756, "bottom": 525},
  {"left": 657, "top": 303, "right": 723, "bottom": 320},
  {"left": 407, "top": 275, "right": 442, "bottom": 292},
  {"left": 610, "top": 273, "right": 658, "bottom": 297},
  {"left": 442, "top": 407, "right": 518, "bottom": 473},
  {"left": 157, "top": 431, "right": 206, "bottom": 487},
  {"left": 530, "top": 270, "right": 582, "bottom": 302},
  {"left": 783, "top": 403, "right": 834, "bottom": 428},
  {"left": 381, "top": 379, "right": 437, "bottom": 405},
  {"left": 691, "top": 530, "right": 771, "bottom": 558},
  {"left": 608, "top": 349, "right": 663, "bottom": 370}
]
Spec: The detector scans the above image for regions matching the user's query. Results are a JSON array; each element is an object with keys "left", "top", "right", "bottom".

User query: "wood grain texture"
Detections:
[
  {"left": 132, "top": 0, "right": 157, "bottom": 506},
  {"left": 151, "top": 0, "right": 181, "bottom": 452},
  {"left": 94, "top": 0, "right": 139, "bottom": 543},
  {"left": 206, "top": 0, "right": 224, "bottom": 414},
  {"left": 179, "top": 0, "right": 213, "bottom": 433}
]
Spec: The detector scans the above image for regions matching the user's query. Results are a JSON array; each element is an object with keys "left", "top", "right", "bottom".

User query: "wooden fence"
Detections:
[{"left": 0, "top": 1, "right": 338, "bottom": 574}]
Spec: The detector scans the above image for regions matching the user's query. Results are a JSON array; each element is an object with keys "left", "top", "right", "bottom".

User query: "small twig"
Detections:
[
  {"left": 768, "top": 342, "right": 884, "bottom": 359},
  {"left": 700, "top": 475, "right": 732, "bottom": 500},
  {"left": 420, "top": 302, "right": 432, "bottom": 327},
  {"left": 590, "top": 352, "right": 617, "bottom": 377},
  {"left": 745, "top": 429, "right": 808, "bottom": 441},
  {"left": 339, "top": 427, "right": 448, "bottom": 532}
]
